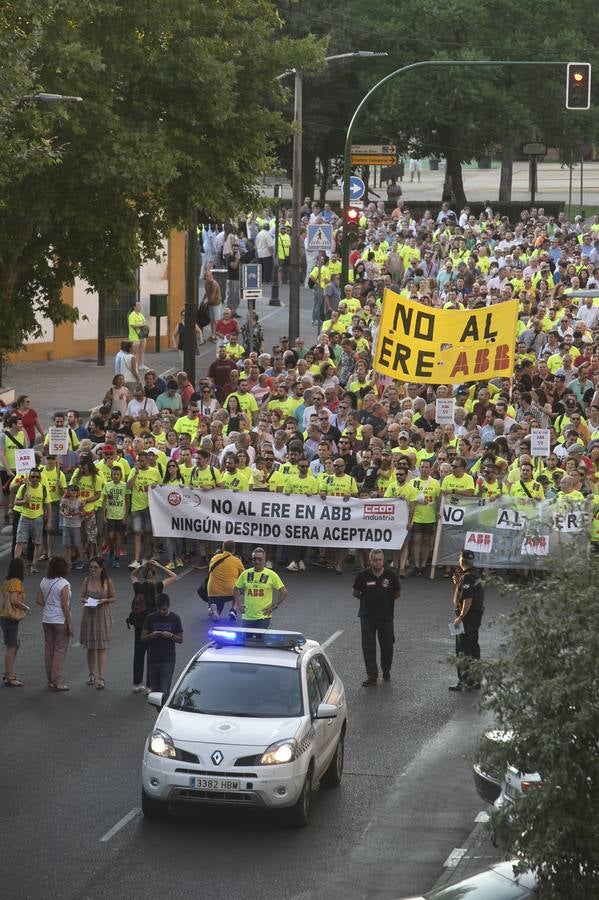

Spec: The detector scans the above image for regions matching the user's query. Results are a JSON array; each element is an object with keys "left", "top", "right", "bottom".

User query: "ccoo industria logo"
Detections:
[{"left": 363, "top": 502, "right": 395, "bottom": 520}]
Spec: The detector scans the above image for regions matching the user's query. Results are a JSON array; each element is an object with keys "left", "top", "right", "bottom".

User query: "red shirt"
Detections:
[
  {"left": 215, "top": 319, "right": 238, "bottom": 340},
  {"left": 15, "top": 408, "right": 38, "bottom": 444}
]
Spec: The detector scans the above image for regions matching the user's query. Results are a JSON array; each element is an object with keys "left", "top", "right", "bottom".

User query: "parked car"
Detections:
[
  {"left": 398, "top": 859, "right": 537, "bottom": 898},
  {"left": 472, "top": 729, "right": 541, "bottom": 808}
]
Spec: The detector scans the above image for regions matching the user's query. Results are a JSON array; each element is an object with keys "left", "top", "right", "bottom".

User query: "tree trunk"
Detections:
[
  {"left": 499, "top": 141, "right": 514, "bottom": 202},
  {"left": 301, "top": 148, "right": 316, "bottom": 201},
  {"left": 97, "top": 287, "right": 106, "bottom": 366},
  {"left": 444, "top": 147, "right": 466, "bottom": 208},
  {"left": 318, "top": 157, "right": 329, "bottom": 205}
]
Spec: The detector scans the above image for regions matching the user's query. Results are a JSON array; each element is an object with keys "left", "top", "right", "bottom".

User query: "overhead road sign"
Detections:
[
  {"left": 351, "top": 144, "right": 397, "bottom": 155},
  {"left": 307, "top": 224, "right": 333, "bottom": 253},
  {"left": 351, "top": 154, "right": 397, "bottom": 166}
]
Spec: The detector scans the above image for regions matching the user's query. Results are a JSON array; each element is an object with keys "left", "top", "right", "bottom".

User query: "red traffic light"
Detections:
[
  {"left": 566, "top": 62, "right": 591, "bottom": 110},
  {"left": 345, "top": 207, "right": 360, "bottom": 223}
]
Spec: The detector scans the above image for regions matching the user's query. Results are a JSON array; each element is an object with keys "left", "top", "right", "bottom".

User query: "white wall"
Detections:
[{"left": 72, "top": 242, "right": 170, "bottom": 341}]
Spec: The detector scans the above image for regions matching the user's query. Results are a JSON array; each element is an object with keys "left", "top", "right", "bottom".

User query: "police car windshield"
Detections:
[{"left": 169, "top": 661, "right": 303, "bottom": 718}]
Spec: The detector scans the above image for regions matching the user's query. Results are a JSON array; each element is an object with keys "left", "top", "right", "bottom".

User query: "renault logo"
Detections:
[{"left": 211, "top": 750, "right": 224, "bottom": 766}]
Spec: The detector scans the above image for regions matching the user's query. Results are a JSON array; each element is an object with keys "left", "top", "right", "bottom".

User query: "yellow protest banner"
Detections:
[{"left": 374, "top": 291, "right": 518, "bottom": 384}]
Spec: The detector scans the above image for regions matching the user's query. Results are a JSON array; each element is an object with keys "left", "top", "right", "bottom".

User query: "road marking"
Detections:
[
  {"left": 475, "top": 810, "right": 490, "bottom": 823},
  {"left": 159, "top": 366, "right": 177, "bottom": 379},
  {"left": 322, "top": 630, "right": 343, "bottom": 648},
  {"left": 443, "top": 848, "right": 467, "bottom": 868},
  {"left": 100, "top": 807, "right": 141, "bottom": 842}
]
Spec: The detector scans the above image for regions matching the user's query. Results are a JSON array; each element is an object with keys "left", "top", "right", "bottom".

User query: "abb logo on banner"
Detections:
[{"left": 464, "top": 531, "right": 493, "bottom": 553}]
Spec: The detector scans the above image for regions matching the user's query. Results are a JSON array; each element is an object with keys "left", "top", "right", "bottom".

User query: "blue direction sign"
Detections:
[
  {"left": 348, "top": 175, "right": 365, "bottom": 202},
  {"left": 241, "top": 263, "right": 262, "bottom": 290},
  {"left": 307, "top": 223, "right": 333, "bottom": 253}
]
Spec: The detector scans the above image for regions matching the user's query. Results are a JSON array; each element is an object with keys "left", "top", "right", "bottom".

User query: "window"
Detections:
[
  {"left": 312, "top": 655, "right": 333, "bottom": 701},
  {"left": 104, "top": 276, "right": 140, "bottom": 339},
  {"left": 306, "top": 662, "right": 321, "bottom": 718}
]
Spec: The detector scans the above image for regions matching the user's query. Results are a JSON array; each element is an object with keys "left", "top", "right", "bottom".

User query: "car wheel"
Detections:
[
  {"left": 322, "top": 730, "right": 345, "bottom": 788},
  {"left": 142, "top": 789, "right": 168, "bottom": 820},
  {"left": 287, "top": 766, "right": 313, "bottom": 828}
]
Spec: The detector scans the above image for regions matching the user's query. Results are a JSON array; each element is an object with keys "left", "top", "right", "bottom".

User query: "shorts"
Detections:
[
  {"left": 16, "top": 516, "right": 44, "bottom": 545},
  {"left": 105, "top": 519, "right": 125, "bottom": 533},
  {"left": 411, "top": 522, "right": 435, "bottom": 535},
  {"left": 63, "top": 525, "right": 82, "bottom": 548},
  {"left": 0, "top": 617, "right": 19, "bottom": 648},
  {"left": 209, "top": 304, "right": 223, "bottom": 324},
  {"left": 82, "top": 511, "right": 98, "bottom": 543},
  {"left": 131, "top": 509, "right": 153, "bottom": 534}
]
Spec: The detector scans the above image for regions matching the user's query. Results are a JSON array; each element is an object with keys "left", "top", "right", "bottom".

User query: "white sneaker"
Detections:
[
  {"left": 286, "top": 561, "right": 299, "bottom": 572},
  {"left": 128, "top": 560, "right": 141, "bottom": 570},
  {"left": 298, "top": 560, "right": 306, "bottom": 572},
  {"left": 132, "top": 684, "right": 144, "bottom": 693},
  {"left": 208, "top": 603, "right": 219, "bottom": 620}
]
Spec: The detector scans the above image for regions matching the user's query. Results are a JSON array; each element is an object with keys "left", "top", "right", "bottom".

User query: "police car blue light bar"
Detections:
[{"left": 208, "top": 628, "right": 306, "bottom": 649}]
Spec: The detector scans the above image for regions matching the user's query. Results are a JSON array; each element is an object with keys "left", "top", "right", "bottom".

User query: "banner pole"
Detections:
[{"left": 430, "top": 497, "right": 445, "bottom": 579}]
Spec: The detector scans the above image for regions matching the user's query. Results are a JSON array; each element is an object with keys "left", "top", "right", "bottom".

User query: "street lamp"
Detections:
[{"left": 279, "top": 51, "right": 388, "bottom": 343}]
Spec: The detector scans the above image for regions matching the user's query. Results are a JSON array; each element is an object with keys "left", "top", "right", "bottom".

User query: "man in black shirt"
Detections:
[
  {"left": 141, "top": 594, "right": 183, "bottom": 695},
  {"left": 449, "top": 549, "right": 485, "bottom": 692},
  {"left": 352, "top": 549, "right": 401, "bottom": 686}
]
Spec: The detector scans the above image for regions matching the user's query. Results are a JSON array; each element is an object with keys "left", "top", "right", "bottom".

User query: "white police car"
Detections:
[{"left": 142, "top": 628, "right": 347, "bottom": 826}]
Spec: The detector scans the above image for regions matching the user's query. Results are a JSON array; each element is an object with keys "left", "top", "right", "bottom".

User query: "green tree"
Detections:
[
  {"left": 0, "top": 0, "right": 322, "bottom": 365},
  {"left": 480, "top": 544, "right": 599, "bottom": 898}
]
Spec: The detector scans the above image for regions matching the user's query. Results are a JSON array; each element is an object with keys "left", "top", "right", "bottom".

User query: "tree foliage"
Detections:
[
  {"left": 480, "top": 543, "right": 599, "bottom": 898},
  {"left": 0, "top": 0, "right": 323, "bottom": 356}
]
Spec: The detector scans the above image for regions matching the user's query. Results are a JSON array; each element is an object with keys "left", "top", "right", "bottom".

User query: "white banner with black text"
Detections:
[{"left": 148, "top": 487, "right": 409, "bottom": 549}]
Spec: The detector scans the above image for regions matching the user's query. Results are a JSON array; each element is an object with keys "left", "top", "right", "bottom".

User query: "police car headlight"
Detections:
[
  {"left": 260, "top": 740, "right": 298, "bottom": 765},
  {"left": 149, "top": 729, "right": 177, "bottom": 759}
]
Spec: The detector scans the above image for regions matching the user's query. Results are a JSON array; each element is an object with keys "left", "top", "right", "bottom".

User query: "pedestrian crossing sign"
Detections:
[{"left": 307, "top": 224, "right": 333, "bottom": 252}]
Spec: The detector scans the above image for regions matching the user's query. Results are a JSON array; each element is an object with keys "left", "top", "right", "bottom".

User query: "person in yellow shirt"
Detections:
[
  {"left": 554, "top": 475, "right": 585, "bottom": 506},
  {"left": 71, "top": 454, "right": 105, "bottom": 560},
  {"left": 206, "top": 540, "right": 246, "bottom": 620},
  {"left": 441, "top": 457, "right": 475, "bottom": 496},
  {"left": 509, "top": 461, "right": 545, "bottom": 501},
  {"left": 40, "top": 454, "right": 67, "bottom": 559},
  {"left": 475, "top": 462, "right": 508, "bottom": 501},
  {"left": 340, "top": 284, "right": 362, "bottom": 315},
  {"left": 409, "top": 458, "right": 440, "bottom": 575},
  {"left": 384, "top": 458, "right": 418, "bottom": 575},
  {"left": 221, "top": 453, "right": 251, "bottom": 492},
  {"left": 189, "top": 449, "right": 223, "bottom": 490},
  {"left": 320, "top": 457, "right": 358, "bottom": 574},
  {"left": 127, "top": 451, "right": 163, "bottom": 568},
  {"left": 267, "top": 384, "right": 297, "bottom": 418},
  {"left": 224, "top": 333, "right": 246, "bottom": 361},
  {"left": 128, "top": 300, "right": 147, "bottom": 369},
  {"left": 13, "top": 468, "right": 52, "bottom": 572},
  {"left": 284, "top": 458, "right": 318, "bottom": 572}
]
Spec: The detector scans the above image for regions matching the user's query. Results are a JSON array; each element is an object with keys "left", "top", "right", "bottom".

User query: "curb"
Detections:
[{"left": 430, "top": 811, "right": 505, "bottom": 890}]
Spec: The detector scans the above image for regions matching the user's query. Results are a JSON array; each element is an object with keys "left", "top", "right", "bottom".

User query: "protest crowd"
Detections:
[{"left": 1, "top": 197, "right": 598, "bottom": 655}]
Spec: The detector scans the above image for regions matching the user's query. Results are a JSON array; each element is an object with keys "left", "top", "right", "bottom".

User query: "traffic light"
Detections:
[
  {"left": 344, "top": 207, "right": 360, "bottom": 243},
  {"left": 566, "top": 62, "right": 591, "bottom": 110}
]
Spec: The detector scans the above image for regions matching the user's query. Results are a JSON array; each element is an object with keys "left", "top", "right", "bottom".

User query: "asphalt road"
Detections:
[{"left": 2, "top": 561, "right": 509, "bottom": 900}]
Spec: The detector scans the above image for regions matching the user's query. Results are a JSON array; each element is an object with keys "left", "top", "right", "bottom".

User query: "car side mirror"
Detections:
[
  {"left": 147, "top": 691, "right": 165, "bottom": 709},
  {"left": 314, "top": 702, "right": 338, "bottom": 719}
]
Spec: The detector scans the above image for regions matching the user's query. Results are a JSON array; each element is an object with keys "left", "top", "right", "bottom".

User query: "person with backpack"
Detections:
[
  {"left": 199, "top": 540, "right": 244, "bottom": 621},
  {"left": 13, "top": 468, "right": 52, "bottom": 574},
  {"left": 128, "top": 560, "right": 177, "bottom": 693},
  {"left": 0, "top": 414, "right": 30, "bottom": 524}
]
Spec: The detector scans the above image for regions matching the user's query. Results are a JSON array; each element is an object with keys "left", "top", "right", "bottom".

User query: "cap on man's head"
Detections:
[{"left": 101, "top": 444, "right": 114, "bottom": 455}]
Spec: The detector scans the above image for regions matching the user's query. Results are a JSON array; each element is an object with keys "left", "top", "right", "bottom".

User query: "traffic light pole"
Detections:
[{"left": 341, "top": 59, "right": 571, "bottom": 284}]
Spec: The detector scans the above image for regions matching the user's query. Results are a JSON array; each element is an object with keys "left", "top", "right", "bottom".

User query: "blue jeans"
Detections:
[
  {"left": 148, "top": 661, "right": 175, "bottom": 695},
  {"left": 241, "top": 618, "right": 271, "bottom": 629}
]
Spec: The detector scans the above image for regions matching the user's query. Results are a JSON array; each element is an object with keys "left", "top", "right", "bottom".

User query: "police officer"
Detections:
[
  {"left": 352, "top": 549, "right": 401, "bottom": 686},
  {"left": 449, "top": 548, "right": 485, "bottom": 692}
]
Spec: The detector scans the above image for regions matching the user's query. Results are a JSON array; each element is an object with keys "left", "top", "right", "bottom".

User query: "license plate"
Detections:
[{"left": 189, "top": 776, "right": 240, "bottom": 791}]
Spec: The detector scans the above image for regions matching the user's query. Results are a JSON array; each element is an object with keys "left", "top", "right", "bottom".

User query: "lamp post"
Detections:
[
  {"left": 279, "top": 51, "right": 387, "bottom": 344},
  {"left": 341, "top": 59, "right": 572, "bottom": 283}
]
